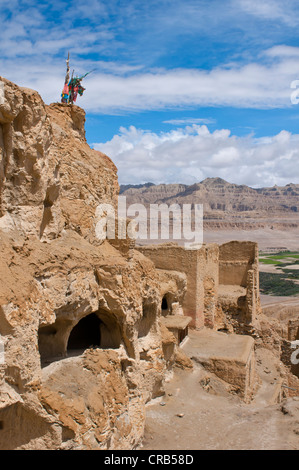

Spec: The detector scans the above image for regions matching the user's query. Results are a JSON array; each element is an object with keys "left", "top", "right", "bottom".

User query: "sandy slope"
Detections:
[{"left": 140, "top": 362, "right": 299, "bottom": 450}]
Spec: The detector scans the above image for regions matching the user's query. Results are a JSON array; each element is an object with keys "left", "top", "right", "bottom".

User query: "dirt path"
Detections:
[{"left": 140, "top": 361, "right": 299, "bottom": 450}]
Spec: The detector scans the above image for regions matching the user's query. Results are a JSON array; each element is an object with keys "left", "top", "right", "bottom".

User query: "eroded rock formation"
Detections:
[{"left": 0, "top": 78, "right": 184, "bottom": 449}]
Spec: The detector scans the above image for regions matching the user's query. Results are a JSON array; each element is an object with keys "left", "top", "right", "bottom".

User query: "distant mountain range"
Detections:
[{"left": 120, "top": 178, "right": 299, "bottom": 218}]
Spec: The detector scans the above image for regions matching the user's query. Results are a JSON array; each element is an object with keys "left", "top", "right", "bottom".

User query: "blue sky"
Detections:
[{"left": 1, "top": 0, "right": 299, "bottom": 186}]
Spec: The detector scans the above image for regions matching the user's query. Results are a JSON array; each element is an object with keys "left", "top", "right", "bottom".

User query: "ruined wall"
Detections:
[
  {"left": 137, "top": 243, "right": 219, "bottom": 329},
  {"left": 138, "top": 241, "right": 261, "bottom": 333},
  {"left": 191, "top": 331, "right": 257, "bottom": 403},
  {"left": 0, "top": 78, "right": 172, "bottom": 450},
  {"left": 216, "top": 241, "right": 261, "bottom": 332},
  {"left": 219, "top": 241, "right": 257, "bottom": 287}
]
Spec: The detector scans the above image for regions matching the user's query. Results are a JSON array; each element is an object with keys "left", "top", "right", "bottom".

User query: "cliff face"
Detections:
[
  {"left": 0, "top": 77, "right": 119, "bottom": 242},
  {"left": 0, "top": 78, "right": 177, "bottom": 450}
]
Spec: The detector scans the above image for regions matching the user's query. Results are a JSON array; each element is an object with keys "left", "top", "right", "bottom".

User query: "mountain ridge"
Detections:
[{"left": 119, "top": 177, "right": 299, "bottom": 218}]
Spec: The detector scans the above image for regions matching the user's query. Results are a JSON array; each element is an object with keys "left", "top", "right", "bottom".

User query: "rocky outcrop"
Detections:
[
  {"left": 1, "top": 77, "right": 296, "bottom": 451},
  {"left": 0, "top": 77, "right": 118, "bottom": 242},
  {"left": 0, "top": 78, "right": 185, "bottom": 450}
]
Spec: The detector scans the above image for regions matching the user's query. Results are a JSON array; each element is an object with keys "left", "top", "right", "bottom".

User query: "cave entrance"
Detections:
[
  {"left": 161, "top": 296, "right": 168, "bottom": 311},
  {"left": 39, "top": 309, "right": 122, "bottom": 366},
  {"left": 67, "top": 310, "right": 122, "bottom": 354},
  {"left": 161, "top": 293, "right": 173, "bottom": 317},
  {"left": 67, "top": 313, "right": 102, "bottom": 351}
]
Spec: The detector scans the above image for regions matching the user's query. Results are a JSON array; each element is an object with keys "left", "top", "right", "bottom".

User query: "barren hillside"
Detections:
[
  {"left": 120, "top": 178, "right": 299, "bottom": 218},
  {"left": 120, "top": 179, "right": 299, "bottom": 250}
]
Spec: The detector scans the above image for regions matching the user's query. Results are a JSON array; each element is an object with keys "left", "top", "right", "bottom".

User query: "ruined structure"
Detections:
[
  {"left": 0, "top": 77, "right": 294, "bottom": 451},
  {"left": 138, "top": 240, "right": 261, "bottom": 333}
]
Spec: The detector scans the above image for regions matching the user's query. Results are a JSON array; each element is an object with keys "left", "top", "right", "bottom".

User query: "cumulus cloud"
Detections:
[
  {"left": 265, "top": 45, "right": 299, "bottom": 58},
  {"left": 3, "top": 55, "right": 294, "bottom": 114},
  {"left": 73, "top": 57, "right": 298, "bottom": 112},
  {"left": 93, "top": 125, "right": 299, "bottom": 188}
]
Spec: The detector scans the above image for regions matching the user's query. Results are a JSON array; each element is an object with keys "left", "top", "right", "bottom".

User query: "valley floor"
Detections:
[{"left": 203, "top": 227, "right": 299, "bottom": 252}]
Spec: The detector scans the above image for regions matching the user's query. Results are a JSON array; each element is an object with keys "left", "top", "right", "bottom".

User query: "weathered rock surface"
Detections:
[
  {"left": 0, "top": 78, "right": 179, "bottom": 449},
  {"left": 0, "top": 77, "right": 118, "bottom": 242}
]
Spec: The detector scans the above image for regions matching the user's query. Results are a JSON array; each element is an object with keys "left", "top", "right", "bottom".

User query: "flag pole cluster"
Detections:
[{"left": 61, "top": 53, "right": 93, "bottom": 104}]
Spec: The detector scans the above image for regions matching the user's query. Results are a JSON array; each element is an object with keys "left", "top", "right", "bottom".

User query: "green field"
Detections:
[
  {"left": 259, "top": 251, "right": 299, "bottom": 296},
  {"left": 259, "top": 272, "right": 299, "bottom": 296},
  {"left": 259, "top": 258, "right": 283, "bottom": 265}
]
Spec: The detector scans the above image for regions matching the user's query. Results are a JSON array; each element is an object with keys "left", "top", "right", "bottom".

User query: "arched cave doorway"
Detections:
[
  {"left": 67, "top": 310, "right": 122, "bottom": 354},
  {"left": 38, "top": 309, "right": 122, "bottom": 366},
  {"left": 67, "top": 313, "right": 102, "bottom": 351}
]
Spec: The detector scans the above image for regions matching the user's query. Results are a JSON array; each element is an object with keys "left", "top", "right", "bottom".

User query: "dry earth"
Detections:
[
  {"left": 137, "top": 244, "right": 299, "bottom": 451},
  {"left": 140, "top": 356, "right": 299, "bottom": 450},
  {"left": 203, "top": 227, "right": 299, "bottom": 251},
  {"left": 1, "top": 77, "right": 299, "bottom": 450}
]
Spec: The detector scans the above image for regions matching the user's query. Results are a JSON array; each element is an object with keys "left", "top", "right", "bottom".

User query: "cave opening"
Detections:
[
  {"left": 161, "top": 296, "right": 168, "bottom": 311},
  {"left": 161, "top": 293, "right": 173, "bottom": 317},
  {"left": 67, "top": 313, "right": 102, "bottom": 351},
  {"left": 38, "top": 309, "right": 122, "bottom": 366}
]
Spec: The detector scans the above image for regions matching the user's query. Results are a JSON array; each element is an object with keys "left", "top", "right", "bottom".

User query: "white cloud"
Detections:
[
  {"left": 265, "top": 45, "right": 299, "bottom": 58},
  {"left": 93, "top": 125, "right": 299, "bottom": 187},
  {"left": 30, "top": 56, "right": 296, "bottom": 112},
  {"left": 0, "top": 1, "right": 298, "bottom": 113},
  {"left": 163, "top": 118, "right": 216, "bottom": 125},
  {"left": 235, "top": 0, "right": 299, "bottom": 26}
]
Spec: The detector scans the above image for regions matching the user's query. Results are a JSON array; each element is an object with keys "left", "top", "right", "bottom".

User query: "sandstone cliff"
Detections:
[
  {"left": 0, "top": 78, "right": 180, "bottom": 450},
  {"left": 0, "top": 78, "right": 119, "bottom": 242}
]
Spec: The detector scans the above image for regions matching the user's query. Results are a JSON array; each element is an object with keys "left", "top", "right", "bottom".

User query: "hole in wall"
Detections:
[
  {"left": 67, "top": 313, "right": 102, "bottom": 351},
  {"left": 161, "top": 296, "right": 168, "bottom": 311},
  {"left": 161, "top": 293, "right": 174, "bottom": 317}
]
